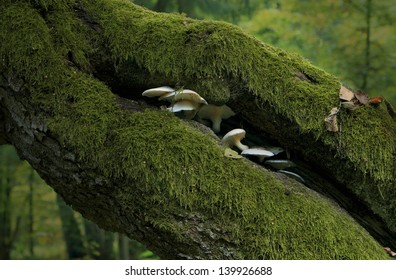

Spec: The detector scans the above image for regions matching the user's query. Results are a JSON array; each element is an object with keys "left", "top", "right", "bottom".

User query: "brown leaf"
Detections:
[
  {"left": 355, "top": 90, "right": 369, "bottom": 105},
  {"left": 368, "top": 96, "right": 384, "bottom": 105},
  {"left": 341, "top": 101, "right": 359, "bottom": 111},
  {"left": 325, "top": 107, "right": 339, "bottom": 132},
  {"left": 339, "top": 85, "right": 355, "bottom": 101}
]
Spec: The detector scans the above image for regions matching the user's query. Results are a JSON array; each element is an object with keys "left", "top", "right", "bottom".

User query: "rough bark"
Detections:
[
  {"left": 0, "top": 83, "right": 240, "bottom": 259},
  {"left": 0, "top": 0, "right": 395, "bottom": 259}
]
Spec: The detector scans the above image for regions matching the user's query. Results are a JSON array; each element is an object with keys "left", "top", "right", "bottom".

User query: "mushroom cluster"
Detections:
[
  {"left": 142, "top": 86, "right": 235, "bottom": 131},
  {"left": 220, "top": 128, "right": 303, "bottom": 183},
  {"left": 142, "top": 86, "right": 305, "bottom": 184},
  {"left": 143, "top": 86, "right": 208, "bottom": 119}
]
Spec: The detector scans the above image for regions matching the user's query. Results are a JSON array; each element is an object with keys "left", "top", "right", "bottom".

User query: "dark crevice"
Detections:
[{"left": 295, "top": 71, "right": 319, "bottom": 84}]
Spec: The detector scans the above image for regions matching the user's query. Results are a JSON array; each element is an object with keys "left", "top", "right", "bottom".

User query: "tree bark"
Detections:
[{"left": 0, "top": 0, "right": 395, "bottom": 259}]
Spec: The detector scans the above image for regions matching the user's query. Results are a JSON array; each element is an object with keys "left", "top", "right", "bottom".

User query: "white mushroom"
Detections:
[
  {"left": 197, "top": 104, "right": 235, "bottom": 133},
  {"left": 142, "top": 86, "right": 175, "bottom": 98},
  {"left": 241, "top": 147, "right": 274, "bottom": 162},
  {"left": 167, "top": 89, "right": 207, "bottom": 119},
  {"left": 263, "top": 146, "right": 284, "bottom": 156},
  {"left": 158, "top": 91, "right": 176, "bottom": 102},
  {"left": 264, "top": 159, "right": 295, "bottom": 170},
  {"left": 221, "top": 129, "right": 249, "bottom": 151},
  {"left": 173, "top": 89, "right": 207, "bottom": 105},
  {"left": 278, "top": 170, "right": 305, "bottom": 183},
  {"left": 167, "top": 100, "right": 199, "bottom": 112}
]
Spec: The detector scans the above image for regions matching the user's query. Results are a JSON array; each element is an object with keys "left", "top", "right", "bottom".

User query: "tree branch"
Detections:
[{"left": 0, "top": 0, "right": 394, "bottom": 259}]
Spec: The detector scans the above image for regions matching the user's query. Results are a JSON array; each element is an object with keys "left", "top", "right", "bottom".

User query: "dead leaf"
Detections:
[
  {"left": 224, "top": 148, "right": 243, "bottom": 159},
  {"left": 341, "top": 101, "right": 359, "bottom": 111},
  {"left": 355, "top": 90, "right": 369, "bottom": 105},
  {"left": 339, "top": 85, "right": 355, "bottom": 101},
  {"left": 325, "top": 107, "right": 339, "bottom": 132},
  {"left": 384, "top": 247, "right": 396, "bottom": 257},
  {"left": 368, "top": 96, "right": 384, "bottom": 105}
]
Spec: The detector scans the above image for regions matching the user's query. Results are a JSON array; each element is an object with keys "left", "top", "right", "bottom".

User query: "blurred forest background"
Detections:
[{"left": 1, "top": 0, "right": 395, "bottom": 259}]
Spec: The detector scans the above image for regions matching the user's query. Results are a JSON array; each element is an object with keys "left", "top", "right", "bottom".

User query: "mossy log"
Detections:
[{"left": 0, "top": 0, "right": 395, "bottom": 259}]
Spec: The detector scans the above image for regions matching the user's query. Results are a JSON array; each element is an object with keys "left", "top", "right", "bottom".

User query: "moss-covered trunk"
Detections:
[{"left": 0, "top": 0, "right": 395, "bottom": 259}]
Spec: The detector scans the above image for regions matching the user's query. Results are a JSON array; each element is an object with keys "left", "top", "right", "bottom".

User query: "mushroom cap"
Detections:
[
  {"left": 197, "top": 104, "right": 217, "bottom": 119},
  {"left": 264, "top": 159, "right": 295, "bottom": 170},
  {"left": 221, "top": 128, "right": 248, "bottom": 151},
  {"left": 167, "top": 100, "right": 199, "bottom": 112},
  {"left": 198, "top": 104, "right": 235, "bottom": 120},
  {"left": 174, "top": 89, "right": 207, "bottom": 105},
  {"left": 263, "top": 146, "right": 285, "bottom": 155},
  {"left": 278, "top": 170, "right": 305, "bottom": 183},
  {"left": 222, "top": 128, "right": 246, "bottom": 142},
  {"left": 158, "top": 91, "right": 176, "bottom": 101},
  {"left": 142, "top": 86, "right": 175, "bottom": 97},
  {"left": 198, "top": 104, "right": 235, "bottom": 132},
  {"left": 241, "top": 148, "right": 274, "bottom": 158}
]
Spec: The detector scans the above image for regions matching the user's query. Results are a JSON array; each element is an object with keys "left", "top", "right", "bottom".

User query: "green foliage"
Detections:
[
  {"left": 0, "top": 145, "right": 156, "bottom": 260},
  {"left": 133, "top": 0, "right": 258, "bottom": 23},
  {"left": 240, "top": 0, "right": 396, "bottom": 105},
  {"left": 0, "top": 0, "right": 393, "bottom": 259},
  {"left": 0, "top": 145, "right": 66, "bottom": 259}
]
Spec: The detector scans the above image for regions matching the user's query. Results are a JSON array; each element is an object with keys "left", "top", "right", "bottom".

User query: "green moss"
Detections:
[
  {"left": 29, "top": 0, "right": 71, "bottom": 11},
  {"left": 0, "top": 2, "right": 59, "bottom": 87},
  {"left": 81, "top": 0, "right": 395, "bottom": 232},
  {"left": 1, "top": 0, "right": 392, "bottom": 259}
]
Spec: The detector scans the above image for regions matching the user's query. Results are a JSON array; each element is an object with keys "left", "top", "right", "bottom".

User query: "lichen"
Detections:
[{"left": 0, "top": 0, "right": 392, "bottom": 259}]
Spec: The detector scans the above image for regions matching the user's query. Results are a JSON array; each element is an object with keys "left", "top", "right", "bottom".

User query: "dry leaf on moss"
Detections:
[
  {"left": 341, "top": 101, "right": 359, "bottom": 111},
  {"left": 339, "top": 85, "right": 355, "bottom": 101},
  {"left": 368, "top": 96, "right": 384, "bottom": 105},
  {"left": 355, "top": 90, "right": 369, "bottom": 105},
  {"left": 224, "top": 148, "right": 243, "bottom": 159},
  {"left": 325, "top": 107, "right": 339, "bottom": 132}
]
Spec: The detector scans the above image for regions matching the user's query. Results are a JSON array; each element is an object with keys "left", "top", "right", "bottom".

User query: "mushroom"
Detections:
[
  {"left": 167, "top": 100, "right": 199, "bottom": 113},
  {"left": 241, "top": 147, "right": 274, "bottom": 162},
  {"left": 264, "top": 159, "right": 295, "bottom": 170},
  {"left": 158, "top": 91, "right": 176, "bottom": 102},
  {"left": 221, "top": 129, "right": 249, "bottom": 151},
  {"left": 277, "top": 170, "right": 305, "bottom": 183},
  {"left": 173, "top": 89, "right": 207, "bottom": 105},
  {"left": 263, "top": 146, "right": 285, "bottom": 156},
  {"left": 197, "top": 104, "right": 235, "bottom": 133},
  {"left": 142, "top": 86, "right": 175, "bottom": 98},
  {"left": 167, "top": 89, "right": 207, "bottom": 119}
]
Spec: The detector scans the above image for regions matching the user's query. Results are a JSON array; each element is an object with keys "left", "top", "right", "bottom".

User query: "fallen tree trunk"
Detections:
[{"left": 0, "top": 0, "right": 395, "bottom": 259}]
